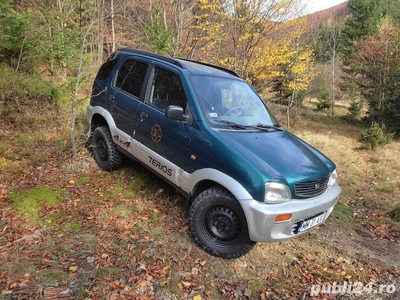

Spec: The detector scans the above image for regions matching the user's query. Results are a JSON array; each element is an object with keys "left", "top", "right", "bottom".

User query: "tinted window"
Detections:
[
  {"left": 148, "top": 67, "right": 187, "bottom": 111},
  {"left": 116, "top": 60, "right": 148, "bottom": 98},
  {"left": 96, "top": 54, "right": 120, "bottom": 81}
]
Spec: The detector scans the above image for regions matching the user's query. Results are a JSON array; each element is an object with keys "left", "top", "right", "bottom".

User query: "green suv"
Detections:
[{"left": 87, "top": 48, "right": 341, "bottom": 258}]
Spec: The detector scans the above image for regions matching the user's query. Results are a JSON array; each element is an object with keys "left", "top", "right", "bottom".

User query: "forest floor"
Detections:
[{"left": 0, "top": 102, "right": 399, "bottom": 299}]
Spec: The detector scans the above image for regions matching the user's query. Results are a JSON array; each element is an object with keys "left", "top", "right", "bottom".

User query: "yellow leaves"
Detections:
[
  {"left": 69, "top": 266, "right": 78, "bottom": 272},
  {"left": 193, "top": 0, "right": 315, "bottom": 90},
  {"left": 162, "top": 265, "right": 170, "bottom": 271}
]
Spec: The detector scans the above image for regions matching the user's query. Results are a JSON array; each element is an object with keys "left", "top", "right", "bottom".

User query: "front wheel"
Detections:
[
  {"left": 92, "top": 126, "right": 122, "bottom": 171},
  {"left": 188, "top": 187, "right": 255, "bottom": 258}
]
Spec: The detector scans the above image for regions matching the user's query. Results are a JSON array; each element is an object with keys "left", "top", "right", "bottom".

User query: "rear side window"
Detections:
[
  {"left": 116, "top": 60, "right": 148, "bottom": 98},
  {"left": 96, "top": 54, "right": 120, "bottom": 81}
]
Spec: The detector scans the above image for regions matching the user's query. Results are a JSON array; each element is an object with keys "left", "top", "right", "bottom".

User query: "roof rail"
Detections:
[
  {"left": 119, "top": 48, "right": 185, "bottom": 68},
  {"left": 118, "top": 48, "right": 239, "bottom": 77},
  {"left": 177, "top": 58, "right": 240, "bottom": 77}
]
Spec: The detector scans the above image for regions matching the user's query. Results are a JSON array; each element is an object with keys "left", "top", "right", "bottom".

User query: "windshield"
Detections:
[{"left": 190, "top": 75, "right": 279, "bottom": 128}]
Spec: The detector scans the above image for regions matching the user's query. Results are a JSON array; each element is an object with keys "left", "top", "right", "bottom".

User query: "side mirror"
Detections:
[{"left": 165, "top": 105, "right": 187, "bottom": 122}]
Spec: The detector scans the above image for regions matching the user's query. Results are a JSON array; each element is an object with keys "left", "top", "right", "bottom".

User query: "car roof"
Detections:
[{"left": 118, "top": 48, "right": 240, "bottom": 78}]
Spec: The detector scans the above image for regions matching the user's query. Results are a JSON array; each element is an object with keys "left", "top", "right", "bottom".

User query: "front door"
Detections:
[{"left": 134, "top": 65, "right": 194, "bottom": 173}]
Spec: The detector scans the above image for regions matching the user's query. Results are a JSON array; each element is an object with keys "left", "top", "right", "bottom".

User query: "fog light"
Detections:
[{"left": 275, "top": 214, "right": 292, "bottom": 222}]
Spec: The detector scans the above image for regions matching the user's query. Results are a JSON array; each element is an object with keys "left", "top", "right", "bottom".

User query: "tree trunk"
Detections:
[{"left": 111, "top": 0, "right": 116, "bottom": 52}]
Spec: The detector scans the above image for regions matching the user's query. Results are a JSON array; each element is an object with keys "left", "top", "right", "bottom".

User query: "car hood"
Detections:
[{"left": 215, "top": 130, "right": 335, "bottom": 185}]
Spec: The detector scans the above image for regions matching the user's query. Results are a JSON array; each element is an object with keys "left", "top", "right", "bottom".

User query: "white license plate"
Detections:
[{"left": 297, "top": 212, "right": 326, "bottom": 233}]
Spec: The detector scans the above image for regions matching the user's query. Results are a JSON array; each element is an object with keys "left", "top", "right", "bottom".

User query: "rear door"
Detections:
[{"left": 108, "top": 58, "right": 149, "bottom": 135}]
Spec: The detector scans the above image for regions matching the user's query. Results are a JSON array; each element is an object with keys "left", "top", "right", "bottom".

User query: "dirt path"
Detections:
[{"left": 304, "top": 218, "right": 400, "bottom": 299}]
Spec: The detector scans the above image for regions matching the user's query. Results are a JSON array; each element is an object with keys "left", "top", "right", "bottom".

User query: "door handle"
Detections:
[
  {"left": 109, "top": 94, "right": 115, "bottom": 106},
  {"left": 140, "top": 112, "right": 148, "bottom": 121}
]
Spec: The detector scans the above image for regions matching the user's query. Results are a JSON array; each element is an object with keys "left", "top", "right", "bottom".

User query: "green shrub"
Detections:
[
  {"left": 358, "top": 123, "right": 394, "bottom": 151},
  {"left": 388, "top": 204, "right": 400, "bottom": 222},
  {"left": 0, "top": 64, "right": 60, "bottom": 104},
  {"left": 316, "top": 99, "right": 331, "bottom": 112},
  {"left": 348, "top": 100, "right": 360, "bottom": 120},
  {"left": 315, "top": 80, "right": 331, "bottom": 112}
]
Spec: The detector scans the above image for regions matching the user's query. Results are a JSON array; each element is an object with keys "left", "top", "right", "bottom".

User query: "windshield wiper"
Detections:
[
  {"left": 255, "top": 123, "right": 285, "bottom": 131},
  {"left": 215, "top": 119, "right": 247, "bottom": 130},
  {"left": 215, "top": 120, "right": 284, "bottom": 132}
]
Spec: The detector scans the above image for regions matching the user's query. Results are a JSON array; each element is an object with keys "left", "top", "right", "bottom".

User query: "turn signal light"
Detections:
[{"left": 275, "top": 214, "right": 292, "bottom": 222}]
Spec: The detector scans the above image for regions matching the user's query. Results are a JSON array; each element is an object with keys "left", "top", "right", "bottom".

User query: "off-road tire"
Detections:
[
  {"left": 189, "top": 187, "right": 255, "bottom": 258},
  {"left": 92, "top": 126, "right": 122, "bottom": 171}
]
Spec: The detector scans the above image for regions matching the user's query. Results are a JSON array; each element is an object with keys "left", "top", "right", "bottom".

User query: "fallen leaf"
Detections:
[
  {"left": 124, "top": 285, "right": 132, "bottom": 292},
  {"left": 163, "top": 265, "right": 170, "bottom": 271},
  {"left": 137, "top": 280, "right": 147, "bottom": 287},
  {"left": 10, "top": 282, "right": 19, "bottom": 289},
  {"left": 42, "top": 258, "right": 53, "bottom": 265},
  {"left": 69, "top": 266, "right": 78, "bottom": 271}
]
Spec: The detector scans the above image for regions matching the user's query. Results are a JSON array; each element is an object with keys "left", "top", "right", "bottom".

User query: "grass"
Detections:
[
  {"left": 38, "top": 269, "right": 69, "bottom": 286},
  {"left": 389, "top": 204, "right": 400, "bottom": 222},
  {"left": 93, "top": 268, "right": 122, "bottom": 279},
  {"left": 9, "top": 186, "right": 64, "bottom": 225},
  {"left": 331, "top": 202, "right": 353, "bottom": 225},
  {"left": 293, "top": 115, "right": 399, "bottom": 198}
]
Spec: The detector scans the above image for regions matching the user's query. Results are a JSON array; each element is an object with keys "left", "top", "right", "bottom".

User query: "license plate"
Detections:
[{"left": 297, "top": 212, "right": 326, "bottom": 233}]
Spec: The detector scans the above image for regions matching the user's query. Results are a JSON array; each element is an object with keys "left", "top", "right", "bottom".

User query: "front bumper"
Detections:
[{"left": 240, "top": 184, "right": 341, "bottom": 242}]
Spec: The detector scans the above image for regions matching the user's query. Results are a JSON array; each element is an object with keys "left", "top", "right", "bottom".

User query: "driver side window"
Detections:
[{"left": 148, "top": 67, "right": 187, "bottom": 112}]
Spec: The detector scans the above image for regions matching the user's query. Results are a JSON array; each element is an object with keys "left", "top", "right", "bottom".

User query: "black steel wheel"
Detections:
[
  {"left": 92, "top": 126, "right": 122, "bottom": 171},
  {"left": 188, "top": 187, "right": 255, "bottom": 258}
]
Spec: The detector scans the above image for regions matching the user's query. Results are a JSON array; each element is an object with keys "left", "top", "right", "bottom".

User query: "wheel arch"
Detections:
[
  {"left": 91, "top": 114, "right": 108, "bottom": 130},
  {"left": 88, "top": 106, "right": 116, "bottom": 133},
  {"left": 187, "top": 169, "right": 254, "bottom": 205},
  {"left": 189, "top": 179, "right": 222, "bottom": 204},
  {"left": 185, "top": 168, "right": 253, "bottom": 202}
]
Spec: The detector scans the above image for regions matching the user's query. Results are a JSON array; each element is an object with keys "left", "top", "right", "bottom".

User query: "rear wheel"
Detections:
[
  {"left": 92, "top": 126, "right": 122, "bottom": 171},
  {"left": 188, "top": 187, "right": 255, "bottom": 258}
]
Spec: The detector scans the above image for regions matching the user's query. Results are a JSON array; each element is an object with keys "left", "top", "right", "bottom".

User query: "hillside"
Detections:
[
  {"left": 306, "top": 1, "right": 349, "bottom": 31},
  {"left": 0, "top": 102, "right": 399, "bottom": 299}
]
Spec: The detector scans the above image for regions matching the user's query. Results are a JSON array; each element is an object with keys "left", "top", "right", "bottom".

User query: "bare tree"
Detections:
[{"left": 327, "top": 25, "right": 342, "bottom": 116}]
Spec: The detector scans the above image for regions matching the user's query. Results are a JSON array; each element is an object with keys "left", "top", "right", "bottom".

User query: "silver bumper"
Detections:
[{"left": 240, "top": 184, "right": 342, "bottom": 242}]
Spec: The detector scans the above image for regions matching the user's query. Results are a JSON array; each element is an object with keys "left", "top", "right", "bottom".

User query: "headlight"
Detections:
[
  {"left": 264, "top": 182, "right": 291, "bottom": 203},
  {"left": 328, "top": 169, "right": 338, "bottom": 187}
]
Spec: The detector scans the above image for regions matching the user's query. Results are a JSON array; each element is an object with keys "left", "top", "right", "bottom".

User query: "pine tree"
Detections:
[{"left": 340, "top": 0, "right": 381, "bottom": 66}]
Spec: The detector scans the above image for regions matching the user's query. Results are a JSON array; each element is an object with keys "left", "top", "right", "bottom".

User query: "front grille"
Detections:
[{"left": 294, "top": 175, "right": 329, "bottom": 198}]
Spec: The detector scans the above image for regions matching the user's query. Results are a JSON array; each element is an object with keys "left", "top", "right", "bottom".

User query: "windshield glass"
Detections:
[{"left": 190, "top": 75, "right": 278, "bottom": 128}]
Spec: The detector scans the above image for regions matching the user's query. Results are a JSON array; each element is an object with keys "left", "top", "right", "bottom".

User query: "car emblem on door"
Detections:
[{"left": 151, "top": 124, "right": 162, "bottom": 143}]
